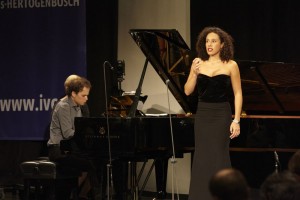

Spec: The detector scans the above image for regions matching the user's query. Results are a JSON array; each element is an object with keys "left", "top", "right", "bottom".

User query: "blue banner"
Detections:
[{"left": 0, "top": 0, "right": 86, "bottom": 140}]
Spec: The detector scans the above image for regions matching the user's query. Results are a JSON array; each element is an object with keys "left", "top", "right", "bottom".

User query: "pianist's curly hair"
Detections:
[{"left": 196, "top": 26, "right": 234, "bottom": 62}]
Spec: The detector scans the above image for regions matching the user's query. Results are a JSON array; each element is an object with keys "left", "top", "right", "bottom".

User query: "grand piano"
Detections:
[
  {"left": 229, "top": 60, "right": 300, "bottom": 188},
  {"left": 72, "top": 29, "right": 300, "bottom": 198},
  {"left": 72, "top": 29, "right": 195, "bottom": 199}
]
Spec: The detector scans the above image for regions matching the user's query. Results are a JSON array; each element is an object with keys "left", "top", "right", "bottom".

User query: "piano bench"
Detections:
[{"left": 20, "top": 159, "right": 79, "bottom": 200}]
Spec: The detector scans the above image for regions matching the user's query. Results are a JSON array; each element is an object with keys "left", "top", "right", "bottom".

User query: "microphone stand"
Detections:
[
  {"left": 165, "top": 79, "right": 179, "bottom": 200},
  {"left": 103, "top": 61, "right": 114, "bottom": 200}
]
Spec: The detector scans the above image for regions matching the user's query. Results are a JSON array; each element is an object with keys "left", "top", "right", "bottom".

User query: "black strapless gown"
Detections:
[{"left": 188, "top": 74, "right": 232, "bottom": 200}]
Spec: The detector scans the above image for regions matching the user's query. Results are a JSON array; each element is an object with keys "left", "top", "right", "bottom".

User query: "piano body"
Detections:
[
  {"left": 229, "top": 60, "right": 300, "bottom": 188},
  {"left": 73, "top": 116, "right": 194, "bottom": 159},
  {"left": 71, "top": 29, "right": 300, "bottom": 197}
]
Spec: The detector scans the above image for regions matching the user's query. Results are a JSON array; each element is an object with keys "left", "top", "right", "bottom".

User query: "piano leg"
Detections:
[
  {"left": 155, "top": 157, "right": 168, "bottom": 199},
  {"left": 112, "top": 159, "right": 128, "bottom": 199},
  {"left": 91, "top": 159, "right": 128, "bottom": 200}
]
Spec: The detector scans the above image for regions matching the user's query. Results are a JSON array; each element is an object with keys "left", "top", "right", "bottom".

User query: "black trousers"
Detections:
[{"left": 48, "top": 145, "right": 99, "bottom": 193}]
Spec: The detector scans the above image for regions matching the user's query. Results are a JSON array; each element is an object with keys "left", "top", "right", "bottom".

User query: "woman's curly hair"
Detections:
[{"left": 195, "top": 27, "right": 234, "bottom": 62}]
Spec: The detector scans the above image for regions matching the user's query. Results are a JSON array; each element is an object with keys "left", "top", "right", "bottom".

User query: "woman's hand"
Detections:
[
  {"left": 191, "top": 58, "right": 201, "bottom": 75},
  {"left": 229, "top": 122, "right": 240, "bottom": 139},
  {"left": 184, "top": 58, "right": 202, "bottom": 95}
]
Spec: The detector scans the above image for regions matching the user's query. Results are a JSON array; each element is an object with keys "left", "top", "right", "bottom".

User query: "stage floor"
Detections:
[{"left": 1, "top": 186, "right": 260, "bottom": 200}]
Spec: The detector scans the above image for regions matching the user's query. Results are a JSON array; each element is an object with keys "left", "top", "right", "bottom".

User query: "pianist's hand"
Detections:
[{"left": 229, "top": 122, "right": 240, "bottom": 139}]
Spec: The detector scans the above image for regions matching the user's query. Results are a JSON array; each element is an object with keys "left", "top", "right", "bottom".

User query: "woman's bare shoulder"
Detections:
[{"left": 226, "top": 60, "right": 238, "bottom": 66}]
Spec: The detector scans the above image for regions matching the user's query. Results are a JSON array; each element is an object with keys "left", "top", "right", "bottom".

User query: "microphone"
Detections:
[
  {"left": 274, "top": 151, "right": 280, "bottom": 173},
  {"left": 105, "top": 61, "right": 114, "bottom": 70},
  {"left": 274, "top": 151, "right": 279, "bottom": 163}
]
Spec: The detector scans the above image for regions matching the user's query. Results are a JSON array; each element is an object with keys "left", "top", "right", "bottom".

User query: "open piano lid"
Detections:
[
  {"left": 129, "top": 29, "right": 300, "bottom": 116},
  {"left": 129, "top": 29, "right": 197, "bottom": 114},
  {"left": 237, "top": 60, "right": 300, "bottom": 115}
]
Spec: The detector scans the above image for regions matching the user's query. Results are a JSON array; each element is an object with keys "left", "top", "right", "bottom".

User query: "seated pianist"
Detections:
[{"left": 47, "top": 74, "right": 99, "bottom": 199}]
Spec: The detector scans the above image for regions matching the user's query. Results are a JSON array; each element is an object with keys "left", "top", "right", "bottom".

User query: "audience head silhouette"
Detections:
[
  {"left": 288, "top": 150, "right": 300, "bottom": 179},
  {"left": 260, "top": 170, "right": 300, "bottom": 200},
  {"left": 209, "top": 168, "right": 249, "bottom": 200}
]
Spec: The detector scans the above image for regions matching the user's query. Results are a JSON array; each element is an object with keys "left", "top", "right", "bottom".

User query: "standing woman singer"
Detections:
[{"left": 184, "top": 26, "right": 243, "bottom": 200}]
